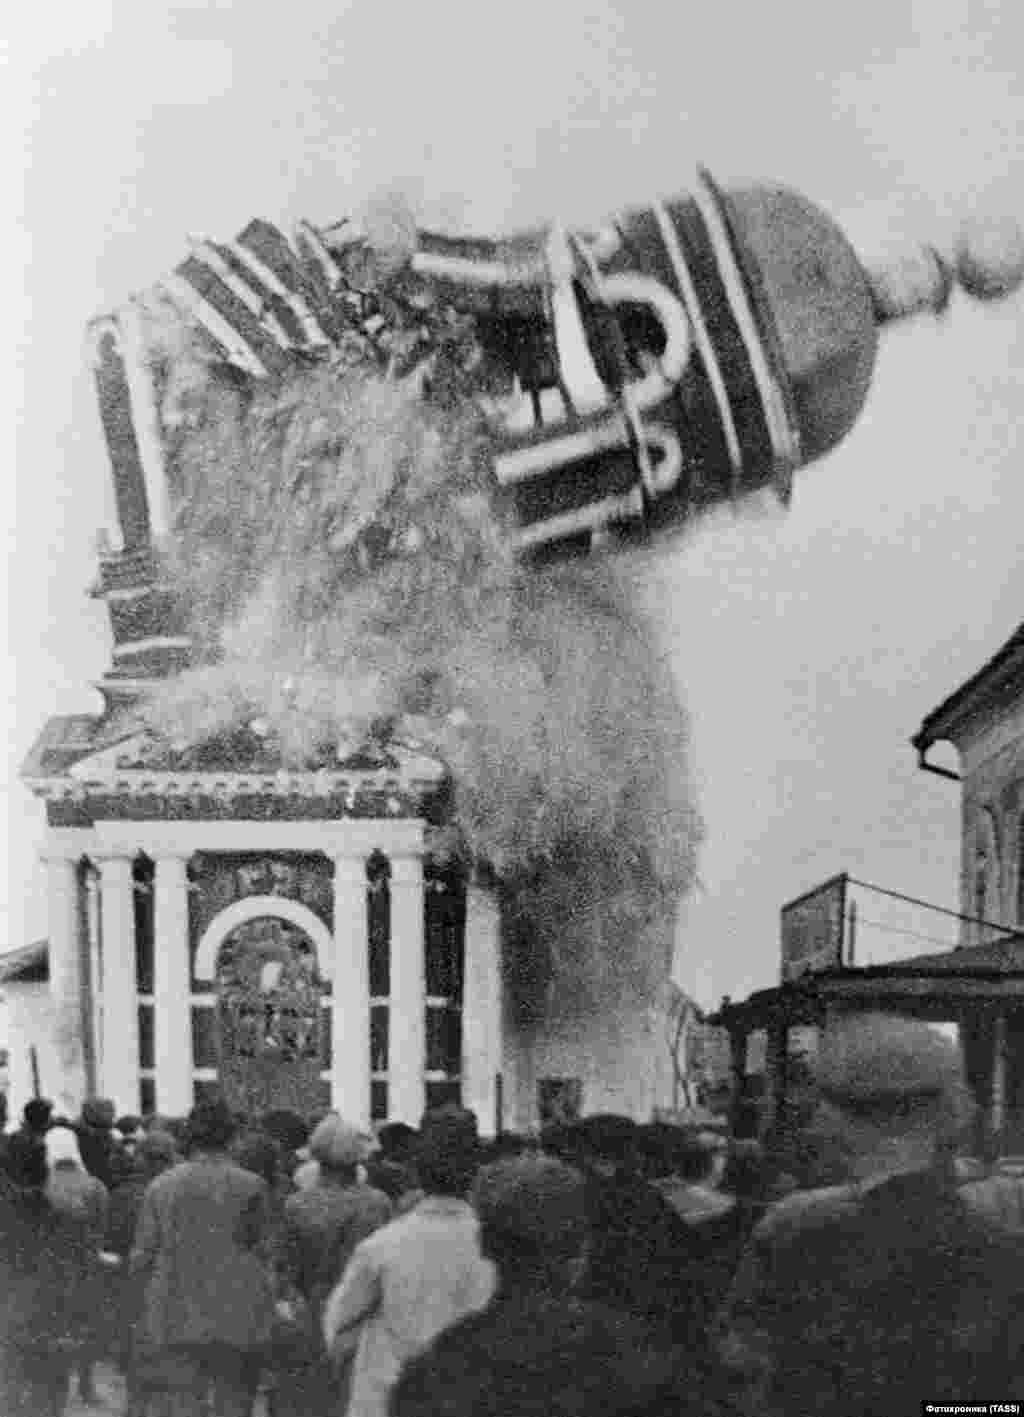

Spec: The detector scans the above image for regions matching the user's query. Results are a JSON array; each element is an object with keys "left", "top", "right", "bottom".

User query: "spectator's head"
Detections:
[
  {"left": 308, "top": 1115, "right": 376, "bottom": 1183},
  {"left": 721, "top": 1138, "right": 767, "bottom": 1201},
  {"left": 80, "top": 1098, "right": 117, "bottom": 1132},
  {"left": 376, "top": 1121, "right": 418, "bottom": 1164},
  {"left": 416, "top": 1106, "right": 480, "bottom": 1197},
  {"left": 23, "top": 1098, "right": 53, "bottom": 1136},
  {"left": 636, "top": 1121, "right": 685, "bottom": 1180},
  {"left": 674, "top": 1129, "right": 728, "bottom": 1185},
  {"left": 232, "top": 1129, "right": 282, "bottom": 1187},
  {"left": 475, "top": 1154, "right": 589, "bottom": 1291},
  {"left": 186, "top": 1097, "right": 237, "bottom": 1153},
  {"left": 539, "top": 1123, "right": 583, "bottom": 1168},
  {"left": 810, "top": 1012, "right": 974, "bottom": 1181},
  {"left": 136, "top": 1129, "right": 179, "bottom": 1179},
  {"left": 3, "top": 1133, "right": 47, "bottom": 1190},
  {"left": 162, "top": 1117, "right": 190, "bottom": 1150},
  {"left": 259, "top": 1108, "right": 310, "bottom": 1159},
  {"left": 45, "top": 1124, "right": 85, "bottom": 1171},
  {"left": 574, "top": 1114, "right": 639, "bottom": 1178},
  {"left": 366, "top": 1156, "right": 417, "bottom": 1204},
  {"left": 116, "top": 1114, "right": 143, "bottom": 1145}
]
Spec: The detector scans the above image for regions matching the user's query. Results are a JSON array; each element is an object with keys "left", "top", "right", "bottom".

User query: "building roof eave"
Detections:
[
  {"left": 912, "top": 621, "right": 1024, "bottom": 754},
  {"left": 0, "top": 940, "right": 49, "bottom": 984}
]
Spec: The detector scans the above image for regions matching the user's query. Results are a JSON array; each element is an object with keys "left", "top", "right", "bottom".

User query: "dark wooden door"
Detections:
[{"left": 215, "top": 916, "right": 327, "bottom": 1120}]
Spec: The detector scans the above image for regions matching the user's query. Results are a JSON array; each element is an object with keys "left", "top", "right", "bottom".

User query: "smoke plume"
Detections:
[{"left": 134, "top": 257, "right": 702, "bottom": 1016}]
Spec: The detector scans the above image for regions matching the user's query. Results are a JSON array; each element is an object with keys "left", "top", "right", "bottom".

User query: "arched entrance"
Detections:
[{"left": 214, "top": 914, "right": 326, "bottom": 1119}]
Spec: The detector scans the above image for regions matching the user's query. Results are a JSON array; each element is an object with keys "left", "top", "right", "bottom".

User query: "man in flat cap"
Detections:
[
  {"left": 718, "top": 1011, "right": 1024, "bottom": 1414},
  {"left": 322, "top": 1106, "right": 495, "bottom": 1417},
  {"left": 391, "top": 1153, "right": 717, "bottom": 1417},
  {"left": 273, "top": 1117, "right": 391, "bottom": 1417}
]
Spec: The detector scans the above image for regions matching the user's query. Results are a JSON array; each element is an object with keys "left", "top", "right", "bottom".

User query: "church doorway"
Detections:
[{"left": 214, "top": 915, "right": 328, "bottom": 1120}]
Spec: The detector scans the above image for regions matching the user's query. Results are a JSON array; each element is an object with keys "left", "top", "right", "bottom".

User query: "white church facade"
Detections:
[
  {"left": 13, "top": 320, "right": 672, "bottom": 1135},
  {"left": 17, "top": 717, "right": 670, "bottom": 1133}
]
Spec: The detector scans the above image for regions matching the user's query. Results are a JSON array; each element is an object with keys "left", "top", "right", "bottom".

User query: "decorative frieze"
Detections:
[{"left": 45, "top": 786, "right": 433, "bottom": 827}]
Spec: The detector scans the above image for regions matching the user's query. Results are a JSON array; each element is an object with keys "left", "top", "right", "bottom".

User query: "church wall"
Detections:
[
  {"left": 27, "top": 806, "right": 677, "bottom": 1133},
  {"left": 502, "top": 998, "right": 673, "bottom": 1134},
  {"left": 497, "top": 899, "right": 678, "bottom": 1133},
  {"left": 957, "top": 695, "right": 1024, "bottom": 941},
  {"left": 1, "top": 981, "right": 62, "bottom": 1120}
]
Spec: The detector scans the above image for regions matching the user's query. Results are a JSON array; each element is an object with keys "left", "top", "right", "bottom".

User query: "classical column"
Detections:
[
  {"left": 461, "top": 883, "right": 502, "bottom": 1137},
  {"left": 331, "top": 856, "right": 371, "bottom": 1127},
  {"left": 95, "top": 855, "right": 141, "bottom": 1114},
  {"left": 43, "top": 849, "right": 87, "bottom": 1117},
  {"left": 153, "top": 854, "right": 194, "bottom": 1116},
  {"left": 389, "top": 853, "right": 426, "bottom": 1125}
]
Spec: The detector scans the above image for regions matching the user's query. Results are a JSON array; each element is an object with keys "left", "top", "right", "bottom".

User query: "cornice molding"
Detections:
[{"left": 29, "top": 768, "right": 435, "bottom": 804}]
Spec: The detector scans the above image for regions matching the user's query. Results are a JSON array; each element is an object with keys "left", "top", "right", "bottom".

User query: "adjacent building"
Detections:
[{"left": 717, "top": 621, "right": 1024, "bottom": 1157}]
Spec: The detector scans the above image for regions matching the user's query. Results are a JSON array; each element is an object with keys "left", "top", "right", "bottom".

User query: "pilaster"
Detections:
[
  {"left": 389, "top": 854, "right": 426, "bottom": 1125},
  {"left": 462, "top": 884, "right": 502, "bottom": 1137},
  {"left": 331, "top": 855, "right": 371, "bottom": 1126},
  {"left": 41, "top": 847, "right": 87, "bottom": 1116},
  {"left": 94, "top": 853, "right": 141, "bottom": 1114},
  {"left": 153, "top": 853, "right": 194, "bottom": 1116}
]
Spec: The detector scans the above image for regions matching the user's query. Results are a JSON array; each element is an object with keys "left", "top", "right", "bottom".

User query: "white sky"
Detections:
[{"left": 6, "top": 0, "right": 1023, "bottom": 1009}]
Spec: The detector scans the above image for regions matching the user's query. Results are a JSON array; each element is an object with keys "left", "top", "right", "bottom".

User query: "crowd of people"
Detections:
[{"left": 1, "top": 1011, "right": 1022, "bottom": 1416}]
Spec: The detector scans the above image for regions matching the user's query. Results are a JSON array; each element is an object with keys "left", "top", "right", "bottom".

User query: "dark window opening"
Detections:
[
  {"left": 134, "top": 856, "right": 155, "bottom": 994},
  {"left": 426, "top": 1079, "right": 462, "bottom": 1110},
  {"left": 320, "top": 1006, "right": 333, "bottom": 1070},
  {"left": 371, "top": 1006, "right": 389, "bottom": 1074},
  {"left": 191, "top": 1007, "right": 219, "bottom": 1070},
  {"left": 138, "top": 1003, "right": 155, "bottom": 1070},
  {"left": 368, "top": 853, "right": 391, "bottom": 998},
  {"left": 424, "top": 861, "right": 466, "bottom": 1003},
  {"left": 426, "top": 1006, "right": 462, "bottom": 1075}
]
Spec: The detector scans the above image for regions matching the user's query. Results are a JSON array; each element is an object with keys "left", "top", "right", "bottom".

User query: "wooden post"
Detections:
[
  {"left": 770, "top": 1016, "right": 789, "bottom": 1132},
  {"left": 990, "top": 1011, "right": 1008, "bottom": 1156},
  {"left": 846, "top": 901, "right": 858, "bottom": 967},
  {"left": 30, "top": 1046, "right": 41, "bottom": 1099}
]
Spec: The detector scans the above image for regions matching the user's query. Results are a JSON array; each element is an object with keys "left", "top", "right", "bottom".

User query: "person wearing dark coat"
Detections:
[
  {"left": 1, "top": 1135, "right": 87, "bottom": 1415},
  {"left": 391, "top": 1153, "right": 719, "bottom": 1417},
  {"left": 131, "top": 1097, "right": 276, "bottom": 1417},
  {"left": 273, "top": 1116, "right": 392, "bottom": 1417},
  {"left": 569, "top": 1114, "right": 702, "bottom": 1348},
  {"left": 367, "top": 1121, "right": 423, "bottom": 1214},
  {"left": 106, "top": 1130, "right": 180, "bottom": 1417},
  {"left": 719, "top": 1013, "right": 1024, "bottom": 1414},
  {"left": 78, "top": 1096, "right": 130, "bottom": 1189},
  {"left": 45, "top": 1123, "right": 111, "bottom": 1406}
]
